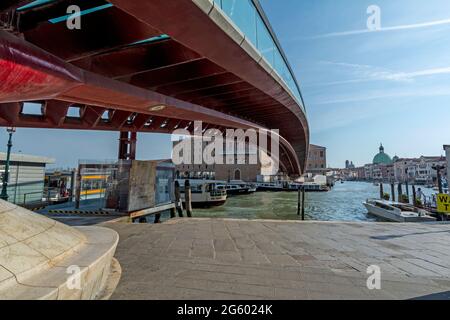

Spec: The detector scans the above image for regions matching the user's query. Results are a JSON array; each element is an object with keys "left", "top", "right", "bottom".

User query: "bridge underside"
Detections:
[{"left": 0, "top": 0, "right": 309, "bottom": 176}]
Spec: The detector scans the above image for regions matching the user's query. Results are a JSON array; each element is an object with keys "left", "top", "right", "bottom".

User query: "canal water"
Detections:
[{"left": 194, "top": 181, "right": 436, "bottom": 222}]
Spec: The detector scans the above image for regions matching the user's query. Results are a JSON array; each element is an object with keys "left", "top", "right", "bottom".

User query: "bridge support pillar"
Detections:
[{"left": 118, "top": 131, "right": 137, "bottom": 160}]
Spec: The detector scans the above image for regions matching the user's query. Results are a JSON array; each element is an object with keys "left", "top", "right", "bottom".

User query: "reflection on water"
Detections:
[{"left": 194, "top": 181, "right": 436, "bottom": 221}]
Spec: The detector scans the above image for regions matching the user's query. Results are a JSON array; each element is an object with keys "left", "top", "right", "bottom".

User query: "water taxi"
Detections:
[
  {"left": 256, "top": 182, "right": 329, "bottom": 192},
  {"left": 216, "top": 181, "right": 256, "bottom": 196},
  {"left": 363, "top": 199, "right": 436, "bottom": 222},
  {"left": 178, "top": 180, "right": 227, "bottom": 208}
]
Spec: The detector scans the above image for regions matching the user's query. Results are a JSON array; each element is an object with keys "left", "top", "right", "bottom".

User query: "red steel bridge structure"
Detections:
[{"left": 0, "top": 0, "right": 309, "bottom": 176}]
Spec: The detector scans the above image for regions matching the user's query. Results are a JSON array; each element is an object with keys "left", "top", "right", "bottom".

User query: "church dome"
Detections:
[{"left": 373, "top": 144, "right": 393, "bottom": 165}]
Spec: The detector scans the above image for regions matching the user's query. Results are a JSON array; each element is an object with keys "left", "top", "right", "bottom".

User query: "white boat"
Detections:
[
  {"left": 256, "top": 181, "right": 288, "bottom": 192},
  {"left": 178, "top": 180, "right": 227, "bottom": 208},
  {"left": 301, "top": 182, "right": 330, "bottom": 192},
  {"left": 256, "top": 181, "right": 329, "bottom": 192},
  {"left": 363, "top": 199, "right": 436, "bottom": 222},
  {"left": 216, "top": 180, "right": 256, "bottom": 196}
]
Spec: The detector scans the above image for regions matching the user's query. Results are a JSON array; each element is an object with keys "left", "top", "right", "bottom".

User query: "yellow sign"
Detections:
[{"left": 437, "top": 194, "right": 450, "bottom": 214}]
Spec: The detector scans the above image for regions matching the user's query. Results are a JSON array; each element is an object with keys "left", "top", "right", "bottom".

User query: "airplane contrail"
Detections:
[{"left": 310, "top": 18, "right": 450, "bottom": 39}]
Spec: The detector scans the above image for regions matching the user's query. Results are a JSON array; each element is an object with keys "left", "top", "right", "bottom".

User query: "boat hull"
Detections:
[
  {"left": 363, "top": 202, "right": 436, "bottom": 222},
  {"left": 226, "top": 189, "right": 253, "bottom": 196}
]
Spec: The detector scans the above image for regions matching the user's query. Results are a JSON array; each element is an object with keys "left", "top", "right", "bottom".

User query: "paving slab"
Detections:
[{"left": 104, "top": 218, "right": 450, "bottom": 300}]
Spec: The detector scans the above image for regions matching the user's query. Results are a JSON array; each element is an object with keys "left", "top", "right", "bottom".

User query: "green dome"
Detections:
[{"left": 373, "top": 144, "right": 393, "bottom": 165}]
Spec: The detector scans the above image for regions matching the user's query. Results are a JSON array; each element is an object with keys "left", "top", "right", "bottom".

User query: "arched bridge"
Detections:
[{"left": 0, "top": 0, "right": 309, "bottom": 176}]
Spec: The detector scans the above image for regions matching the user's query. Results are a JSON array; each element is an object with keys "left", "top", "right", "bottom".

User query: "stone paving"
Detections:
[{"left": 105, "top": 218, "right": 450, "bottom": 300}]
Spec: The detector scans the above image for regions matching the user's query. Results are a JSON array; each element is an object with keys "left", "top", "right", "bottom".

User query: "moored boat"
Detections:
[
  {"left": 363, "top": 199, "right": 436, "bottom": 222},
  {"left": 216, "top": 180, "right": 257, "bottom": 196},
  {"left": 256, "top": 181, "right": 329, "bottom": 192},
  {"left": 178, "top": 180, "right": 227, "bottom": 208}
]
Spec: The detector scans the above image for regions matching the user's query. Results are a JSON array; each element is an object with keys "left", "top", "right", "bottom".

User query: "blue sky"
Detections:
[
  {"left": 260, "top": 0, "right": 450, "bottom": 167},
  {"left": 2, "top": 0, "right": 450, "bottom": 169}
]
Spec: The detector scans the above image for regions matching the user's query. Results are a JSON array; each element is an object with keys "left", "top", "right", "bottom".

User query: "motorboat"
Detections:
[
  {"left": 363, "top": 199, "right": 436, "bottom": 222},
  {"left": 256, "top": 181, "right": 329, "bottom": 192},
  {"left": 178, "top": 180, "right": 227, "bottom": 208},
  {"left": 216, "top": 182, "right": 255, "bottom": 196},
  {"left": 256, "top": 181, "right": 289, "bottom": 192},
  {"left": 301, "top": 183, "right": 330, "bottom": 192}
]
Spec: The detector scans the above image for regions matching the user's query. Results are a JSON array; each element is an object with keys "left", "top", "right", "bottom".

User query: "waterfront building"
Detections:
[
  {"left": 354, "top": 145, "right": 395, "bottom": 181},
  {"left": 393, "top": 156, "right": 446, "bottom": 184},
  {"left": 362, "top": 144, "right": 396, "bottom": 181},
  {"left": 173, "top": 138, "right": 280, "bottom": 182},
  {"left": 364, "top": 164, "right": 373, "bottom": 180},
  {"left": 393, "top": 158, "right": 418, "bottom": 183},
  {"left": 306, "top": 144, "right": 327, "bottom": 175},
  {"left": 345, "top": 160, "right": 355, "bottom": 169},
  {"left": 373, "top": 144, "right": 393, "bottom": 165},
  {"left": 355, "top": 166, "right": 366, "bottom": 180},
  {"left": 415, "top": 156, "right": 446, "bottom": 184},
  {"left": 0, "top": 153, "right": 54, "bottom": 204}
]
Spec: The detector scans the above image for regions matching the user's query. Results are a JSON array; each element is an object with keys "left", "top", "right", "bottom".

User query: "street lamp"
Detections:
[{"left": 1, "top": 127, "right": 16, "bottom": 201}]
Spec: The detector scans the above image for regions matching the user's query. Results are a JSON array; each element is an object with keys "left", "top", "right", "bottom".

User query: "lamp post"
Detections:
[{"left": 1, "top": 127, "right": 16, "bottom": 201}]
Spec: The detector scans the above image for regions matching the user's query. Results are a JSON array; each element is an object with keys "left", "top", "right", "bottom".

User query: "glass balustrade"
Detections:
[{"left": 213, "top": 0, "right": 304, "bottom": 110}]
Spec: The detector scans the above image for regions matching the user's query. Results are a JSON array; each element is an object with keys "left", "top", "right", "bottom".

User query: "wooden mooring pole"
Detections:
[
  {"left": 75, "top": 167, "right": 81, "bottom": 209},
  {"left": 301, "top": 187, "right": 305, "bottom": 221},
  {"left": 391, "top": 183, "right": 395, "bottom": 202},
  {"left": 405, "top": 181, "right": 410, "bottom": 203},
  {"left": 185, "top": 180, "right": 193, "bottom": 218},
  {"left": 170, "top": 207, "right": 176, "bottom": 219},
  {"left": 174, "top": 181, "right": 183, "bottom": 217},
  {"left": 379, "top": 183, "right": 384, "bottom": 199},
  {"left": 297, "top": 186, "right": 301, "bottom": 216},
  {"left": 398, "top": 183, "right": 403, "bottom": 202},
  {"left": 412, "top": 185, "right": 417, "bottom": 207}
]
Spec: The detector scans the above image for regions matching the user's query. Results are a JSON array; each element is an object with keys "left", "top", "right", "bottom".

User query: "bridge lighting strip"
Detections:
[
  {"left": 17, "top": 0, "right": 56, "bottom": 11},
  {"left": 127, "top": 34, "right": 171, "bottom": 47},
  {"left": 48, "top": 3, "right": 114, "bottom": 24}
]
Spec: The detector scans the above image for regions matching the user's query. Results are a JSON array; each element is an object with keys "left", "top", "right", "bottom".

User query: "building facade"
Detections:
[
  {"left": 173, "top": 138, "right": 281, "bottom": 182},
  {"left": 0, "top": 153, "right": 54, "bottom": 204},
  {"left": 306, "top": 144, "right": 327, "bottom": 175},
  {"left": 394, "top": 156, "right": 446, "bottom": 184},
  {"left": 347, "top": 144, "right": 447, "bottom": 184}
]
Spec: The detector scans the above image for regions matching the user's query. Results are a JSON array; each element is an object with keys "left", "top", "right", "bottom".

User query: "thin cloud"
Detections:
[
  {"left": 309, "top": 18, "right": 450, "bottom": 39},
  {"left": 303, "top": 61, "right": 450, "bottom": 87},
  {"left": 313, "top": 87, "right": 450, "bottom": 105}
]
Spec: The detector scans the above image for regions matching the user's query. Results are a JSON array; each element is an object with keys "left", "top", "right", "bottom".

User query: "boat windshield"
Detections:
[{"left": 374, "top": 201, "right": 395, "bottom": 211}]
